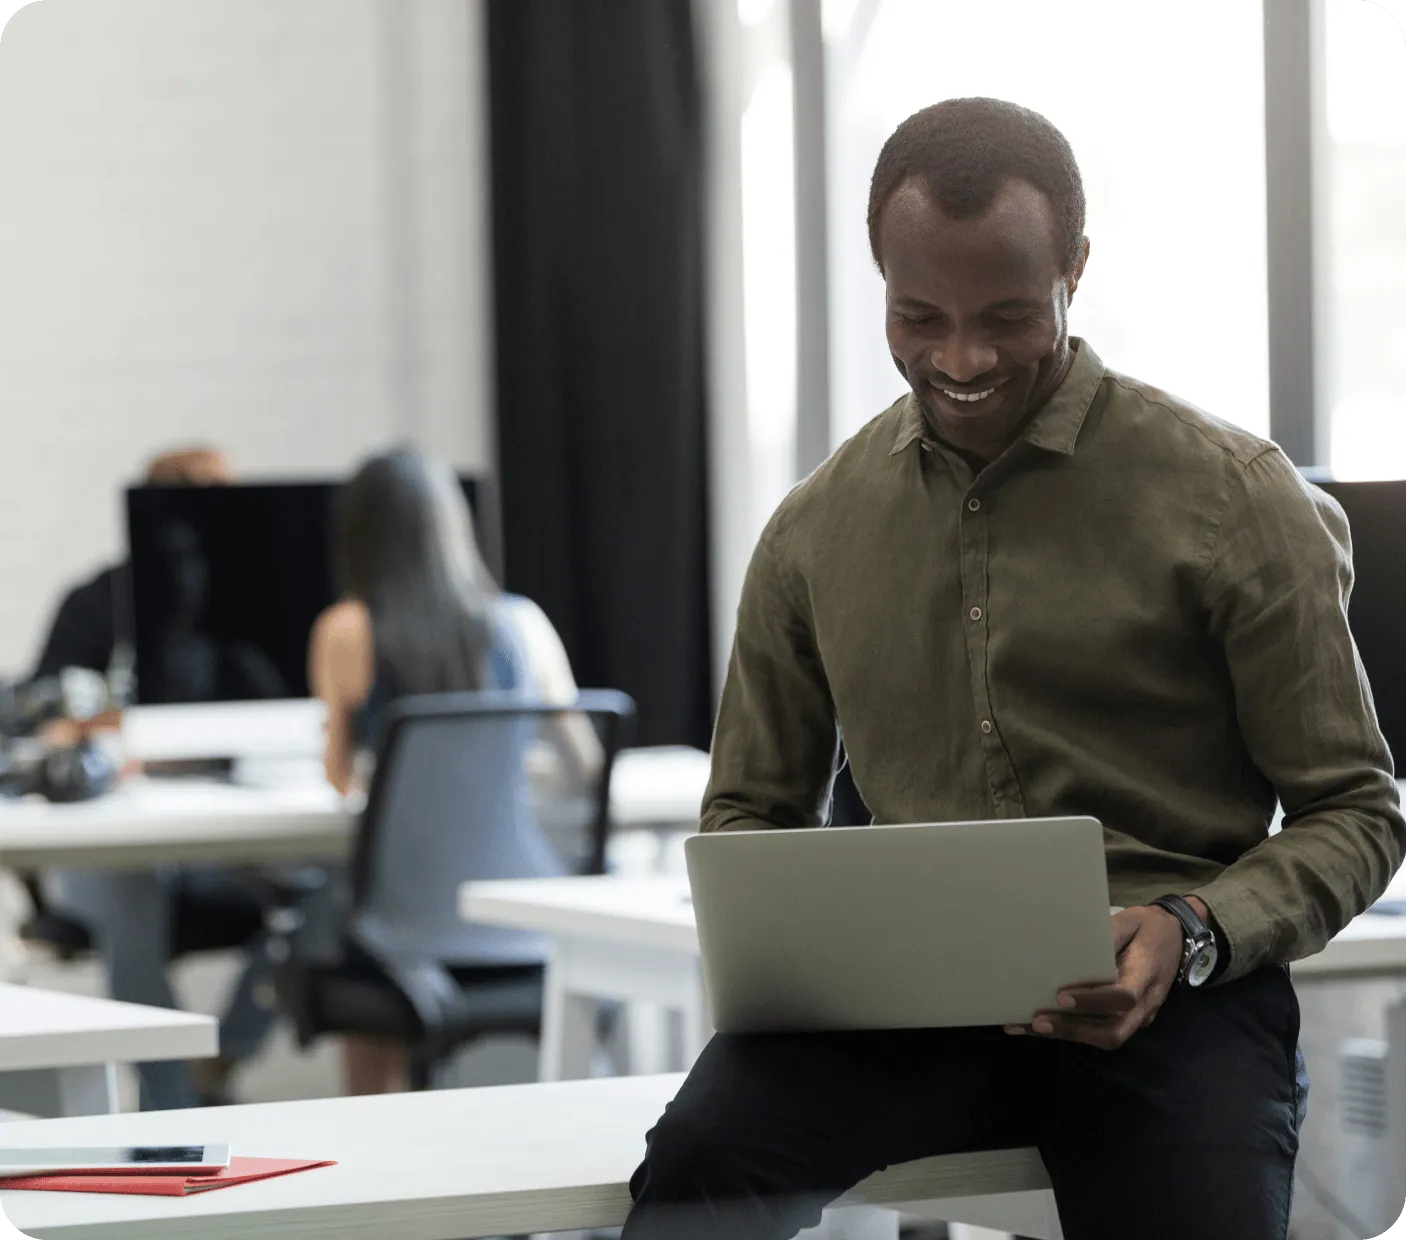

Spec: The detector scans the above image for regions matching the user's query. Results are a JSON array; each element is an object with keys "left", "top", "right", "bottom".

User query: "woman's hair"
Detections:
[{"left": 334, "top": 446, "right": 498, "bottom": 694}]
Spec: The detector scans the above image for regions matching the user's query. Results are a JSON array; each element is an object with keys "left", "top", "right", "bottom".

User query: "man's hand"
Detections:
[{"left": 1003, "top": 898, "right": 1208, "bottom": 1051}]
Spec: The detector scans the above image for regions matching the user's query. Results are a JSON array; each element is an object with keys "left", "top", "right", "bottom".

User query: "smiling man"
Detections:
[{"left": 621, "top": 99, "right": 1405, "bottom": 1239}]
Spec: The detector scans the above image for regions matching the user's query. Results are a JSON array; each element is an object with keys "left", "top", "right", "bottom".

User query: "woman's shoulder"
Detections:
[
  {"left": 308, "top": 599, "right": 374, "bottom": 701},
  {"left": 312, "top": 598, "right": 372, "bottom": 649}
]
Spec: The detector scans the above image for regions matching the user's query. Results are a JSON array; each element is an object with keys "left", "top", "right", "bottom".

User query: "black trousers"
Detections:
[{"left": 623, "top": 966, "right": 1308, "bottom": 1240}]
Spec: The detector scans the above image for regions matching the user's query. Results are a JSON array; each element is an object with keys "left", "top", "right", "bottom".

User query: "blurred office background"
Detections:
[{"left": 0, "top": 3, "right": 1403, "bottom": 1237}]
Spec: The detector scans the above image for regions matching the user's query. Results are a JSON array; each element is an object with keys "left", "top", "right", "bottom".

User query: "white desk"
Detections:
[
  {"left": 0, "top": 747, "right": 709, "bottom": 873},
  {"left": 462, "top": 871, "right": 1406, "bottom": 1079},
  {"left": 607, "top": 746, "right": 710, "bottom": 829},
  {"left": 0, "top": 779, "right": 348, "bottom": 872},
  {"left": 0, "top": 1074, "right": 1057, "bottom": 1240},
  {"left": 0, "top": 984, "right": 216, "bottom": 1118},
  {"left": 463, "top": 875, "right": 701, "bottom": 1079}
]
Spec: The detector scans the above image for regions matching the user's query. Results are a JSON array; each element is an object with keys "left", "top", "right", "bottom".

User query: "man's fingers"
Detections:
[
  {"left": 1053, "top": 984, "right": 1137, "bottom": 1015},
  {"left": 1031, "top": 1008, "right": 1142, "bottom": 1049}
]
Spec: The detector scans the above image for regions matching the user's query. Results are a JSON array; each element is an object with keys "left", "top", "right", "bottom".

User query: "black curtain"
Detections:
[{"left": 486, "top": 0, "right": 712, "bottom": 749}]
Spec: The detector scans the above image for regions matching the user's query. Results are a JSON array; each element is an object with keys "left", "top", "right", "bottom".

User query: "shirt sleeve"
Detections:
[
  {"left": 497, "top": 595, "right": 578, "bottom": 705},
  {"left": 31, "top": 569, "right": 117, "bottom": 681},
  {"left": 1192, "top": 447, "right": 1406, "bottom": 980},
  {"left": 488, "top": 604, "right": 538, "bottom": 697},
  {"left": 702, "top": 509, "right": 841, "bottom": 833}
]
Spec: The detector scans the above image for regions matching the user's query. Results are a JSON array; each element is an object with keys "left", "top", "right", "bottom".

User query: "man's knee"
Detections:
[{"left": 632, "top": 1110, "right": 742, "bottom": 1201}]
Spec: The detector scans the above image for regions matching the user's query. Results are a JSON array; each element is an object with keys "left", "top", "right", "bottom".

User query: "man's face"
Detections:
[{"left": 878, "top": 177, "right": 1087, "bottom": 462}]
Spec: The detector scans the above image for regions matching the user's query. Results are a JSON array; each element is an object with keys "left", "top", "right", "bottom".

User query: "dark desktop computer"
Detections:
[
  {"left": 124, "top": 477, "right": 489, "bottom": 705},
  {"left": 1303, "top": 473, "right": 1406, "bottom": 765}
]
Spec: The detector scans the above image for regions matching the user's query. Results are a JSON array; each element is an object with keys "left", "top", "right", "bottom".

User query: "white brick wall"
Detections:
[{"left": 0, "top": 0, "right": 493, "bottom": 673}]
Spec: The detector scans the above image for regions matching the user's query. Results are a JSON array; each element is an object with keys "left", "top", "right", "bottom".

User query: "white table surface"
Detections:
[
  {"left": 0, "top": 985, "right": 216, "bottom": 1074},
  {"left": 463, "top": 870, "right": 1406, "bottom": 983},
  {"left": 0, "top": 748, "right": 709, "bottom": 872},
  {"left": 0, "top": 779, "right": 349, "bottom": 871},
  {"left": 0, "top": 1074, "right": 1047, "bottom": 1240},
  {"left": 608, "top": 747, "right": 709, "bottom": 828},
  {"left": 464, "top": 875, "right": 698, "bottom": 954}
]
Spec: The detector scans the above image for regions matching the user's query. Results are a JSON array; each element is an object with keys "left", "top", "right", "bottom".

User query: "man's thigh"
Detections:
[
  {"left": 630, "top": 1026, "right": 1044, "bottom": 1213},
  {"left": 1042, "top": 966, "right": 1305, "bottom": 1240}
]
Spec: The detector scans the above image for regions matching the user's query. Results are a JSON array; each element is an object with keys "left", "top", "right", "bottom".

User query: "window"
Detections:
[
  {"left": 825, "top": 0, "right": 1270, "bottom": 446},
  {"left": 1323, "top": 0, "right": 1406, "bottom": 479}
]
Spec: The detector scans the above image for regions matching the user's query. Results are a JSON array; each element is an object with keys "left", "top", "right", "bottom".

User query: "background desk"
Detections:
[
  {"left": 0, "top": 747, "right": 710, "bottom": 872},
  {"left": 0, "top": 984, "right": 215, "bottom": 1117},
  {"left": 462, "top": 871, "right": 1406, "bottom": 1080},
  {"left": 0, "top": 780, "right": 347, "bottom": 871}
]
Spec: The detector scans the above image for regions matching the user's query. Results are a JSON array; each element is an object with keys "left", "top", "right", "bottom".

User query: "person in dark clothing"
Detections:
[
  {"left": 32, "top": 446, "right": 285, "bottom": 1111},
  {"left": 29, "top": 447, "right": 235, "bottom": 688},
  {"left": 30, "top": 564, "right": 122, "bottom": 682}
]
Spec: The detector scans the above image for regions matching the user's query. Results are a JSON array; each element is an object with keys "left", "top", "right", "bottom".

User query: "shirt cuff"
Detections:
[{"left": 1188, "top": 876, "right": 1274, "bottom": 984}]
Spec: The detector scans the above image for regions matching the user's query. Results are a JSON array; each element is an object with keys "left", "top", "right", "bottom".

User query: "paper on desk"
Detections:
[{"left": 0, "top": 1156, "right": 334, "bottom": 1197}]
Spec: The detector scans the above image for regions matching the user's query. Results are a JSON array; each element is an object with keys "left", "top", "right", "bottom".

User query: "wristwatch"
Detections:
[{"left": 1151, "top": 895, "right": 1218, "bottom": 987}]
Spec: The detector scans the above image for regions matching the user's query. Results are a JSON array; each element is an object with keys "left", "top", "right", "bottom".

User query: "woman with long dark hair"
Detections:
[{"left": 309, "top": 445, "right": 596, "bottom": 1092}]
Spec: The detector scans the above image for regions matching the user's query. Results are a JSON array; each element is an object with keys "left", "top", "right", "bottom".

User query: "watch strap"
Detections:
[
  {"left": 1151, "top": 894, "right": 1209, "bottom": 941},
  {"left": 1152, "top": 894, "right": 1216, "bottom": 986}
]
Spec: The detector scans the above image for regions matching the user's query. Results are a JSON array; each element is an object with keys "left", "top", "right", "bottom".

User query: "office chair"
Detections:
[
  {"left": 268, "top": 689, "right": 636, "bottom": 1089},
  {"left": 19, "top": 872, "right": 269, "bottom": 963}
]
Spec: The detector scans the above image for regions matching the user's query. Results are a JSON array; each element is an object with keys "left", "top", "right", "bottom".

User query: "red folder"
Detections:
[{"left": 0, "top": 1157, "right": 335, "bottom": 1196}]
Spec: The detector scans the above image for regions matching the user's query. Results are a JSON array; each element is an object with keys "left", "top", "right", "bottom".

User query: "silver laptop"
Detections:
[{"left": 685, "top": 817, "right": 1116, "bottom": 1032}]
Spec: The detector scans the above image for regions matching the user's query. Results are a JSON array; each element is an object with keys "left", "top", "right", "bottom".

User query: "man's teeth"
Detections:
[{"left": 943, "top": 388, "right": 996, "bottom": 403}]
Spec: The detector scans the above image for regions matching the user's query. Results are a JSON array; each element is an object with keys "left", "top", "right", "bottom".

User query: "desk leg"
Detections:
[
  {"left": 538, "top": 949, "right": 598, "bottom": 1082},
  {"left": 679, "top": 962, "right": 712, "bottom": 1067},
  {"left": 0, "top": 1063, "right": 118, "bottom": 1117},
  {"left": 1389, "top": 1000, "right": 1400, "bottom": 1220},
  {"left": 626, "top": 1002, "right": 671, "bottom": 1075},
  {"left": 0, "top": 870, "right": 31, "bottom": 984}
]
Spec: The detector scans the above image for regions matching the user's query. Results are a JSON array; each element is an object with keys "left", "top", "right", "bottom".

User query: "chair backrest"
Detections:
[{"left": 350, "top": 689, "right": 634, "bottom": 966}]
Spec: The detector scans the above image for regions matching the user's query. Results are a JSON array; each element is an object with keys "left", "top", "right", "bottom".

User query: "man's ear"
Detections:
[{"left": 1065, "top": 236, "right": 1091, "bottom": 304}]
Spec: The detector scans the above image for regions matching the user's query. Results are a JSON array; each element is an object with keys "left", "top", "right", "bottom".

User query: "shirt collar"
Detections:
[{"left": 890, "top": 337, "right": 1106, "bottom": 458}]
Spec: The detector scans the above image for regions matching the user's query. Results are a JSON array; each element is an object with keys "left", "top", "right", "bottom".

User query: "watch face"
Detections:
[{"left": 1186, "top": 940, "right": 1218, "bottom": 987}]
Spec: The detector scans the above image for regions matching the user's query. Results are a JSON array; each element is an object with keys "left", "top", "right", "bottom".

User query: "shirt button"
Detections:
[
  {"left": 968, "top": 497, "right": 981, "bottom": 512},
  {"left": 970, "top": 606, "right": 982, "bottom": 621},
  {"left": 980, "top": 720, "right": 993, "bottom": 734}
]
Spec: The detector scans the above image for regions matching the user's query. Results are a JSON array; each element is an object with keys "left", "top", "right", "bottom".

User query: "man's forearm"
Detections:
[{"left": 1191, "top": 799, "right": 1405, "bottom": 981}]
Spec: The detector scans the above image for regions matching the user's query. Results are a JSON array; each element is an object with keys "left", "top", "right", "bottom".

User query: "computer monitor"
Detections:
[
  {"left": 1303, "top": 474, "right": 1406, "bottom": 765},
  {"left": 125, "top": 477, "right": 487, "bottom": 705}
]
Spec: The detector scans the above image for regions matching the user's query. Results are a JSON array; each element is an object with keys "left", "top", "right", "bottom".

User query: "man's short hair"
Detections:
[
  {"left": 867, "top": 97, "right": 1086, "bottom": 274},
  {"left": 145, "top": 447, "right": 234, "bottom": 486}
]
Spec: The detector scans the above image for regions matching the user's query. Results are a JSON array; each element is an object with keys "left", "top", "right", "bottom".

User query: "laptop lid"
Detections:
[{"left": 685, "top": 817, "right": 1115, "bottom": 1033}]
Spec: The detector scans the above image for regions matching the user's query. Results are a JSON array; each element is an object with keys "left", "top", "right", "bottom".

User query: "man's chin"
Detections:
[{"left": 920, "top": 401, "right": 1011, "bottom": 449}]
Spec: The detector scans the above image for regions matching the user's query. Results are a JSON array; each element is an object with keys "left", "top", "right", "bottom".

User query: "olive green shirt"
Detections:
[{"left": 703, "top": 339, "right": 1405, "bottom": 981}]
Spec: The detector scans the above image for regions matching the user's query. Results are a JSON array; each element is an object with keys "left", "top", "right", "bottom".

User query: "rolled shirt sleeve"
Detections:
[{"left": 1192, "top": 447, "right": 1406, "bottom": 979}]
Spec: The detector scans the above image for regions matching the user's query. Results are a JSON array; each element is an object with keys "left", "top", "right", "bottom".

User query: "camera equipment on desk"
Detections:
[{"left": 0, "top": 665, "right": 126, "bottom": 802}]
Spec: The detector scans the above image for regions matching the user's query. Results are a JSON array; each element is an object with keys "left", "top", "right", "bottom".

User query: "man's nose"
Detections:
[{"left": 931, "top": 333, "right": 998, "bottom": 384}]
